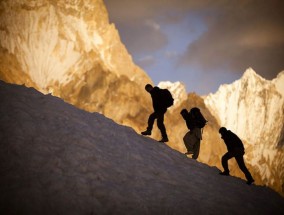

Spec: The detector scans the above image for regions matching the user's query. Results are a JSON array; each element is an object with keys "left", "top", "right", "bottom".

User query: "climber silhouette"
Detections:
[
  {"left": 218, "top": 127, "right": 255, "bottom": 185},
  {"left": 141, "top": 84, "right": 171, "bottom": 142},
  {"left": 180, "top": 108, "right": 204, "bottom": 159}
]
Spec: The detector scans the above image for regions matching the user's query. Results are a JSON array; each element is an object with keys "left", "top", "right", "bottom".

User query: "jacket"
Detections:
[
  {"left": 150, "top": 87, "right": 167, "bottom": 112},
  {"left": 181, "top": 111, "right": 198, "bottom": 130},
  {"left": 221, "top": 130, "right": 244, "bottom": 152}
]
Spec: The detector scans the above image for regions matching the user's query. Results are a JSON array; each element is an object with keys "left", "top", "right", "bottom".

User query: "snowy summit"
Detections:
[{"left": 1, "top": 81, "right": 284, "bottom": 214}]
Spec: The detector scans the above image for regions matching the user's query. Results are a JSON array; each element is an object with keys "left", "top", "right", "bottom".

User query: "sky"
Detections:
[{"left": 104, "top": 0, "right": 284, "bottom": 95}]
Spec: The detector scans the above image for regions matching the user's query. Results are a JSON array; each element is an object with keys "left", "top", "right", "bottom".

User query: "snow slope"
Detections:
[{"left": 1, "top": 81, "right": 284, "bottom": 215}]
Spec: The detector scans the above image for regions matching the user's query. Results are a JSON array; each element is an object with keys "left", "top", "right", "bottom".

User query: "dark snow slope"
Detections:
[{"left": 0, "top": 81, "right": 284, "bottom": 215}]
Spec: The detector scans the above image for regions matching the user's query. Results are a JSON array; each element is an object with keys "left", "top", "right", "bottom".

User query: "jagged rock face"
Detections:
[
  {"left": 0, "top": 0, "right": 153, "bottom": 130},
  {"left": 204, "top": 68, "right": 284, "bottom": 195}
]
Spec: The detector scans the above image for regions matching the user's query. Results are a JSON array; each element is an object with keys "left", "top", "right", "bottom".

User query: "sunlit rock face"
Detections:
[
  {"left": 0, "top": 0, "right": 152, "bottom": 130},
  {"left": 205, "top": 68, "right": 284, "bottom": 195}
]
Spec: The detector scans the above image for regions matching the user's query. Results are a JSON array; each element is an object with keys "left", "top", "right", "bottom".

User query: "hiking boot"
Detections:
[
  {"left": 219, "top": 171, "right": 230, "bottom": 176},
  {"left": 159, "top": 137, "right": 169, "bottom": 143},
  {"left": 185, "top": 151, "right": 194, "bottom": 155},
  {"left": 141, "top": 130, "right": 151, "bottom": 136},
  {"left": 246, "top": 179, "right": 255, "bottom": 185}
]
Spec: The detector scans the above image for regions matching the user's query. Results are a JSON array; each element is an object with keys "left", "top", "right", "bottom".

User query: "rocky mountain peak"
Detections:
[
  {"left": 158, "top": 81, "right": 187, "bottom": 108},
  {"left": 240, "top": 68, "right": 267, "bottom": 90},
  {"left": 273, "top": 70, "right": 284, "bottom": 95},
  {"left": 242, "top": 67, "right": 258, "bottom": 78},
  {"left": 276, "top": 70, "right": 284, "bottom": 79},
  {"left": 0, "top": 0, "right": 151, "bottom": 92}
]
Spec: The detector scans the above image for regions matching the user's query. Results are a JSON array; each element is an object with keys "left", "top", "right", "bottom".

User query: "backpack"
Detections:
[
  {"left": 161, "top": 89, "right": 174, "bottom": 108},
  {"left": 189, "top": 107, "right": 207, "bottom": 128}
]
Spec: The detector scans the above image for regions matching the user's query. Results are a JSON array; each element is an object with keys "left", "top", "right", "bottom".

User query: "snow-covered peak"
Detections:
[
  {"left": 276, "top": 70, "right": 284, "bottom": 79},
  {"left": 158, "top": 81, "right": 187, "bottom": 107},
  {"left": 205, "top": 68, "right": 283, "bottom": 143},
  {"left": 242, "top": 67, "right": 258, "bottom": 78},
  {"left": 273, "top": 70, "right": 284, "bottom": 95},
  {"left": 240, "top": 68, "right": 267, "bottom": 87}
]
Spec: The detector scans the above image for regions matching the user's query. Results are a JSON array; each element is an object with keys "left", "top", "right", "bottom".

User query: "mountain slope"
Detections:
[{"left": 1, "top": 81, "right": 284, "bottom": 215}]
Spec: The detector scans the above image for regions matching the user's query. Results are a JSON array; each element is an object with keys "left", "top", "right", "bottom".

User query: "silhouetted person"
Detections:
[
  {"left": 180, "top": 108, "right": 204, "bottom": 159},
  {"left": 141, "top": 84, "right": 170, "bottom": 142},
  {"left": 219, "top": 127, "right": 254, "bottom": 185}
]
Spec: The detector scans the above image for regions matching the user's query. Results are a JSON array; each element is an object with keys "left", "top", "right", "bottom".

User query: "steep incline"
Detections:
[{"left": 1, "top": 81, "right": 284, "bottom": 214}]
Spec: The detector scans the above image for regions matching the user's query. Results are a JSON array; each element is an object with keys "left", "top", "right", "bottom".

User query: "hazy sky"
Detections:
[{"left": 104, "top": 0, "right": 284, "bottom": 95}]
